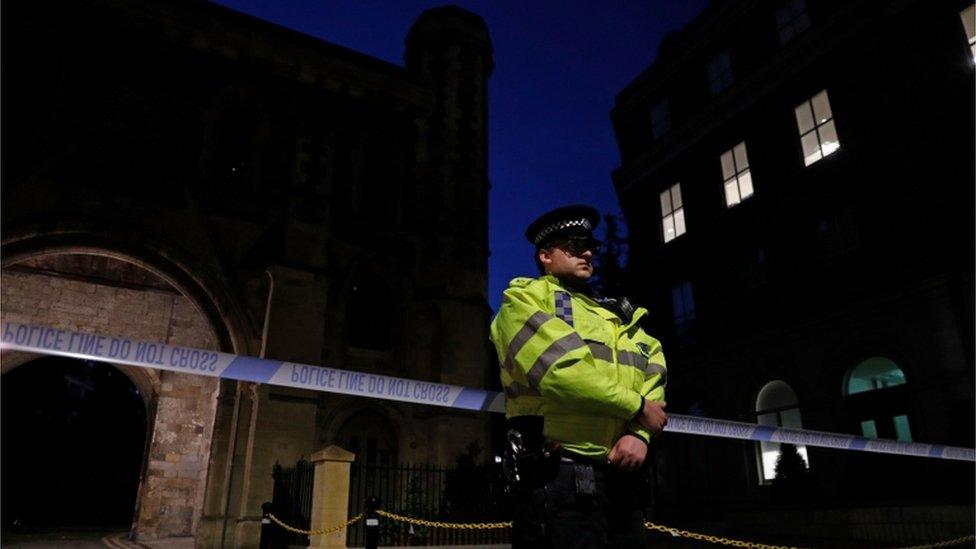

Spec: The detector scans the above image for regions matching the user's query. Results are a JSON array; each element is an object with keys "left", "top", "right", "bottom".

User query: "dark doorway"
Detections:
[{"left": 1, "top": 356, "right": 148, "bottom": 533}]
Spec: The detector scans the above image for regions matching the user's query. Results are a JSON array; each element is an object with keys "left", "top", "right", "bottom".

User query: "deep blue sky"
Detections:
[{"left": 212, "top": 0, "right": 709, "bottom": 310}]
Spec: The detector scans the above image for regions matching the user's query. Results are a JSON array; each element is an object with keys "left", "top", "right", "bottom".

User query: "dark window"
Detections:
[
  {"left": 706, "top": 51, "right": 734, "bottom": 96},
  {"left": 775, "top": 0, "right": 811, "bottom": 45},
  {"left": 337, "top": 410, "right": 397, "bottom": 466},
  {"left": 215, "top": 104, "right": 257, "bottom": 189},
  {"left": 347, "top": 273, "right": 392, "bottom": 351},
  {"left": 671, "top": 281, "right": 695, "bottom": 332},
  {"left": 651, "top": 99, "right": 671, "bottom": 139},
  {"left": 816, "top": 209, "right": 860, "bottom": 257}
]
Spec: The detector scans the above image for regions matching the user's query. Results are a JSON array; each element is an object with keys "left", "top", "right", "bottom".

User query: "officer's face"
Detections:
[{"left": 539, "top": 239, "right": 595, "bottom": 282}]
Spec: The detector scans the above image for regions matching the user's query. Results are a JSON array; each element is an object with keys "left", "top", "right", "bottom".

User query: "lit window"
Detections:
[
  {"left": 755, "top": 380, "right": 809, "bottom": 483},
  {"left": 721, "top": 142, "right": 754, "bottom": 207},
  {"left": 893, "top": 415, "right": 913, "bottom": 442},
  {"left": 671, "top": 282, "right": 695, "bottom": 332},
  {"left": 775, "top": 0, "right": 811, "bottom": 45},
  {"left": 844, "top": 357, "right": 912, "bottom": 442},
  {"left": 651, "top": 99, "right": 671, "bottom": 139},
  {"left": 962, "top": 5, "right": 976, "bottom": 62},
  {"left": 844, "top": 357, "right": 906, "bottom": 395},
  {"left": 706, "top": 51, "right": 734, "bottom": 96},
  {"left": 660, "top": 183, "right": 686, "bottom": 243},
  {"left": 794, "top": 89, "right": 840, "bottom": 166}
]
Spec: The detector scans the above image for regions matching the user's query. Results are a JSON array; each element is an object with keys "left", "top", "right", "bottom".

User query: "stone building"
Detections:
[
  {"left": 611, "top": 0, "right": 974, "bottom": 544},
  {"left": 1, "top": 0, "right": 493, "bottom": 545}
]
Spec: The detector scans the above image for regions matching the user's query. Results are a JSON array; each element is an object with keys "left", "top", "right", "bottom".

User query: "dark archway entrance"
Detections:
[{"left": 1, "top": 356, "right": 147, "bottom": 533}]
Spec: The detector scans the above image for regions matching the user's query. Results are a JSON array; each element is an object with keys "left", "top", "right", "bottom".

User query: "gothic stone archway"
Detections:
[{"left": 1, "top": 253, "right": 225, "bottom": 539}]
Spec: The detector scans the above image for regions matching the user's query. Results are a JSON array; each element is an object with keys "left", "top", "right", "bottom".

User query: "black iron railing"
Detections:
[
  {"left": 346, "top": 461, "right": 511, "bottom": 547},
  {"left": 267, "top": 459, "right": 314, "bottom": 548}
]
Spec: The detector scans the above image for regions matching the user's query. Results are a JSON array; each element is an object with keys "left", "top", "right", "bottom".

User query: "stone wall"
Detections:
[{"left": 0, "top": 267, "right": 220, "bottom": 539}]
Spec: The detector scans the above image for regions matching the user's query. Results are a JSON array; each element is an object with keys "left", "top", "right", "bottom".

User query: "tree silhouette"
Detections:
[
  {"left": 773, "top": 443, "right": 808, "bottom": 482},
  {"left": 772, "top": 443, "right": 820, "bottom": 504},
  {"left": 591, "top": 213, "right": 628, "bottom": 298}
]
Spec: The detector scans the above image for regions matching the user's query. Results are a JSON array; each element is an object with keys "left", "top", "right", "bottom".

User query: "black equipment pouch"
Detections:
[
  {"left": 503, "top": 427, "right": 562, "bottom": 490},
  {"left": 595, "top": 296, "right": 635, "bottom": 324},
  {"left": 573, "top": 463, "right": 596, "bottom": 496}
]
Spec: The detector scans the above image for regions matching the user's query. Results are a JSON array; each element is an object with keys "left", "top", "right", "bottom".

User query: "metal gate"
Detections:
[
  {"left": 346, "top": 461, "right": 511, "bottom": 547},
  {"left": 267, "top": 459, "right": 315, "bottom": 548}
]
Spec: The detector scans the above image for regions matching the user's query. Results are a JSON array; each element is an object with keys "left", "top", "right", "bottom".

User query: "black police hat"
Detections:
[{"left": 524, "top": 204, "right": 600, "bottom": 248}]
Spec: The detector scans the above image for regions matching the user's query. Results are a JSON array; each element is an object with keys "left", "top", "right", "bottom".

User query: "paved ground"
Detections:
[
  {"left": 2, "top": 531, "right": 129, "bottom": 548},
  {"left": 1, "top": 531, "right": 193, "bottom": 548},
  {"left": 3, "top": 530, "right": 941, "bottom": 548}
]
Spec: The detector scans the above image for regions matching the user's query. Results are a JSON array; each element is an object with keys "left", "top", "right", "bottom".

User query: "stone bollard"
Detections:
[{"left": 308, "top": 445, "right": 355, "bottom": 548}]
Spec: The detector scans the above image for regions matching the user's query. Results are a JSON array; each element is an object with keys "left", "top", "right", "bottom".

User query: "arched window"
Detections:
[
  {"left": 346, "top": 271, "right": 392, "bottom": 351},
  {"left": 205, "top": 86, "right": 268, "bottom": 196},
  {"left": 844, "top": 357, "right": 906, "bottom": 395},
  {"left": 755, "top": 380, "right": 809, "bottom": 483},
  {"left": 214, "top": 102, "right": 256, "bottom": 188},
  {"left": 844, "top": 357, "right": 912, "bottom": 441}
]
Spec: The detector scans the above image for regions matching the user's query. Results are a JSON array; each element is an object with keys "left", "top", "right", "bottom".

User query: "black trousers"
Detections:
[{"left": 512, "top": 459, "right": 647, "bottom": 549}]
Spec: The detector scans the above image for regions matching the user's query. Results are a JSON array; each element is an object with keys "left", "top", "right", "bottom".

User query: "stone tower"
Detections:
[{"left": 404, "top": 8, "right": 494, "bottom": 393}]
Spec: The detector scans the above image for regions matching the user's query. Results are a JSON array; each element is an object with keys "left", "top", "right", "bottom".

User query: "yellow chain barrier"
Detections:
[
  {"left": 375, "top": 509, "right": 512, "bottom": 530},
  {"left": 890, "top": 534, "right": 976, "bottom": 549},
  {"left": 266, "top": 509, "right": 974, "bottom": 548},
  {"left": 266, "top": 512, "right": 363, "bottom": 536},
  {"left": 645, "top": 521, "right": 802, "bottom": 549},
  {"left": 645, "top": 521, "right": 975, "bottom": 549}
]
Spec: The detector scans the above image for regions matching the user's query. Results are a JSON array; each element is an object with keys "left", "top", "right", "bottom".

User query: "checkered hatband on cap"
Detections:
[
  {"left": 533, "top": 218, "right": 593, "bottom": 245},
  {"left": 524, "top": 205, "right": 600, "bottom": 247}
]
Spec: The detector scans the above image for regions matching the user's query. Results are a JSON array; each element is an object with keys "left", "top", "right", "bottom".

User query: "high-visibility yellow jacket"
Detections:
[{"left": 489, "top": 275, "right": 667, "bottom": 459}]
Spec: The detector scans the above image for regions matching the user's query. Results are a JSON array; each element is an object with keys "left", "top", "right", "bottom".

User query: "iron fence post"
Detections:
[
  {"left": 260, "top": 501, "right": 273, "bottom": 549},
  {"left": 364, "top": 495, "right": 380, "bottom": 549}
]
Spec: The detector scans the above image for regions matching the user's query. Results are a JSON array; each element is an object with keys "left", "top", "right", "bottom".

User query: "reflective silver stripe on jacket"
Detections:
[
  {"left": 504, "top": 382, "right": 541, "bottom": 399},
  {"left": 590, "top": 342, "right": 667, "bottom": 385},
  {"left": 527, "top": 332, "right": 587, "bottom": 388},
  {"left": 646, "top": 362, "right": 667, "bottom": 387},
  {"left": 617, "top": 350, "right": 647, "bottom": 370},
  {"left": 586, "top": 341, "right": 614, "bottom": 362},
  {"left": 502, "top": 311, "right": 552, "bottom": 372}
]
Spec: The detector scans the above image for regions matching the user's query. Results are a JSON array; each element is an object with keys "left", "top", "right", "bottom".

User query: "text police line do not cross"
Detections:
[{"left": 1, "top": 320, "right": 972, "bottom": 463}]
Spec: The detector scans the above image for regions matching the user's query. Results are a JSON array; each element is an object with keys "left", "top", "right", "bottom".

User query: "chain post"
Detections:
[
  {"left": 364, "top": 496, "right": 381, "bottom": 549},
  {"left": 259, "top": 501, "right": 273, "bottom": 549}
]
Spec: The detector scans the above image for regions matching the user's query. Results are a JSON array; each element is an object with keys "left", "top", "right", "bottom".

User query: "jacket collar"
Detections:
[
  {"left": 540, "top": 275, "right": 648, "bottom": 328},
  {"left": 540, "top": 274, "right": 589, "bottom": 295}
]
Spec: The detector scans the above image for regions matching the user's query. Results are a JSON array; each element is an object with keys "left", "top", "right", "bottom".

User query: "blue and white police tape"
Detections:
[
  {"left": 0, "top": 321, "right": 505, "bottom": 412},
  {"left": 1, "top": 320, "right": 973, "bottom": 463}
]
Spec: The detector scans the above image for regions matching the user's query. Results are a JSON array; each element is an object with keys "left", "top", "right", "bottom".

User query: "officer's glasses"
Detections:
[{"left": 553, "top": 237, "right": 602, "bottom": 256}]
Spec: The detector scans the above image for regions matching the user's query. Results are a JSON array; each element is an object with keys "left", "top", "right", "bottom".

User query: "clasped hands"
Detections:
[{"left": 608, "top": 400, "right": 667, "bottom": 472}]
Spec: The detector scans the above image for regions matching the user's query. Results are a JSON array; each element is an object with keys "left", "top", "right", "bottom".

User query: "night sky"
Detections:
[{"left": 211, "top": 0, "right": 709, "bottom": 310}]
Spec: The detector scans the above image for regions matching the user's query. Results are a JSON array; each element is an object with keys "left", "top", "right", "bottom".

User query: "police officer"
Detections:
[{"left": 490, "top": 205, "right": 668, "bottom": 549}]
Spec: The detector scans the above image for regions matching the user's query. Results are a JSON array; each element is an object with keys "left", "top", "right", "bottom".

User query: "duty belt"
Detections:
[{"left": 502, "top": 429, "right": 560, "bottom": 487}]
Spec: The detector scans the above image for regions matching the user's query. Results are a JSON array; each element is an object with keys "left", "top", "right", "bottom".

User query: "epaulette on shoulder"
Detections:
[{"left": 508, "top": 276, "right": 536, "bottom": 288}]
